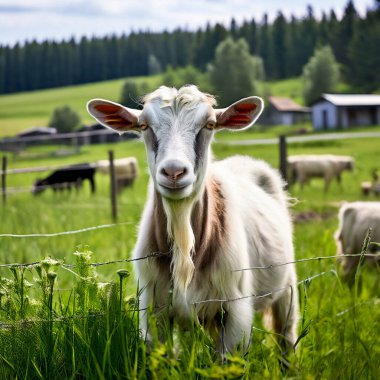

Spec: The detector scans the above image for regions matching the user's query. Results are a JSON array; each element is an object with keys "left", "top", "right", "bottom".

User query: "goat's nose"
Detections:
[{"left": 161, "top": 166, "right": 186, "bottom": 181}]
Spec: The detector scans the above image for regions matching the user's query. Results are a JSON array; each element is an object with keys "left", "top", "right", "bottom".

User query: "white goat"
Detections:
[
  {"left": 87, "top": 86, "right": 299, "bottom": 355},
  {"left": 287, "top": 154, "right": 354, "bottom": 191},
  {"left": 335, "top": 201, "right": 380, "bottom": 279},
  {"left": 96, "top": 157, "right": 138, "bottom": 192}
]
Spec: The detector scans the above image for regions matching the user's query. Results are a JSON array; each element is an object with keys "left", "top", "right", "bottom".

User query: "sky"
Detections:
[{"left": 0, "top": 0, "right": 376, "bottom": 46}]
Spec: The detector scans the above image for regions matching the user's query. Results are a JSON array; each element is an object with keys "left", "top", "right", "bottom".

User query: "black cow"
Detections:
[{"left": 33, "top": 163, "right": 96, "bottom": 195}]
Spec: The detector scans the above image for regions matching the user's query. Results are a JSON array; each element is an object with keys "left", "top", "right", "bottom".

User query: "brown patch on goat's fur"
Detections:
[
  {"left": 152, "top": 192, "right": 171, "bottom": 272},
  {"left": 263, "top": 306, "right": 284, "bottom": 344},
  {"left": 150, "top": 178, "right": 226, "bottom": 280},
  {"left": 192, "top": 178, "right": 226, "bottom": 271}
]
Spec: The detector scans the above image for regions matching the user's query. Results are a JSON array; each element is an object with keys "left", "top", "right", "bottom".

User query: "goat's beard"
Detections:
[{"left": 163, "top": 197, "right": 195, "bottom": 299}]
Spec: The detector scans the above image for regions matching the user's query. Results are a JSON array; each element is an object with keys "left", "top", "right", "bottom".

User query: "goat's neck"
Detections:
[
  {"left": 153, "top": 178, "right": 225, "bottom": 293},
  {"left": 157, "top": 190, "right": 199, "bottom": 295}
]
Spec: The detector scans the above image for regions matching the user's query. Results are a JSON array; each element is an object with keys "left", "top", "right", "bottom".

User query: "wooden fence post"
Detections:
[
  {"left": 2, "top": 156, "right": 7, "bottom": 205},
  {"left": 109, "top": 150, "right": 117, "bottom": 222},
  {"left": 72, "top": 136, "right": 80, "bottom": 153},
  {"left": 279, "top": 135, "right": 288, "bottom": 189}
]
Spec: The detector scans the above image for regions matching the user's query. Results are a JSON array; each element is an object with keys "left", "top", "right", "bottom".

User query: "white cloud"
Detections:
[{"left": 0, "top": 0, "right": 375, "bottom": 45}]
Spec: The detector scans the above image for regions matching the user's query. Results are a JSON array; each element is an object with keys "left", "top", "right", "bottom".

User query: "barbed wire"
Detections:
[
  {"left": 1, "top": 160, "right": 136, "bottom": 195},
  {"left": 0, "top": 250, "right": 377, "bottom": 270},
  {"left": 0, "top": 305, "right": 160, "bottom": 330},
  {"left": 0, "top": 162, "right": 99, "bottom": 176},
  {"left": 336, "top": 298, "right": 380, "bottom": 317},
  {"left": 1, "top": 183, "right": 87, "bottom": 195},
  {"left": 0, "top": 222, "right": 134, "bottom": 239},
  {"left": 0, "top": 313, "right": 107, "bottom": 329},
  {"left": 0, "top": 251, "right": 168, "bottom": 269},
  {"left": 192, "top": 270, "right": 332, "bottom": 305},
  {"left": 1, "top": 186, "right": 34, "bottom": 194},
  {"left": 233, "top": 252, "right": 379, "bottom": 272},
  {"left": 1, "top": 269, "right": 377, "bottom": 331}
]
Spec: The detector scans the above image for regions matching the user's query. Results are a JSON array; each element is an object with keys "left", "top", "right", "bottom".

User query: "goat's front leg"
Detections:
[
  {"left": 219, "top": 299, "right": 254, "bottom": 356},
  {"left": 139, "top": 281, "right": 174, "bottom": 349},
  {"left": 271, "top": 284, "right": 299, "bottom": 355},
  {"left": 137, "top": 281, "right": 154, "bottom": 343}
]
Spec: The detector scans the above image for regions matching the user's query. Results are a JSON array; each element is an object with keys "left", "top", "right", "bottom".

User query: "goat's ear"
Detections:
[
  {"left": 87, "top": 99, "right": 142, "bottom": 134},
  {"left": 215, "top": 96, "right": 264, "bottom": 131}
]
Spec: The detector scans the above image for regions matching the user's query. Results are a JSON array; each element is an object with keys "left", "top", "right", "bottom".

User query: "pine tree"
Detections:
[
  {"left": 286, "top": 15, "right": 302, "bottom": 77},
  {"left": 0, "top": 47, "right": 6, "bottom": 93},
  {"left": 272, "top": 11, "right": 289, "bottom": 79},
  {"left": 258, "top": 14, "right": 274, "bottom": 79},
  {"left": 347, "top": 8, "right": 380, "bottom": 91},
  {"left": 333, "top": 0, "right": 359, "bottom": 71}
]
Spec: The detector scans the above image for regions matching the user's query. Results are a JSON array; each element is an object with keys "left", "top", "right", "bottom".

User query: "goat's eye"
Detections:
[
  {"left": 140, "top": 123, "right": 149, "bottom": 131},
  {"left": 205, "top": 121, "right": 216, "bottom": 130}
]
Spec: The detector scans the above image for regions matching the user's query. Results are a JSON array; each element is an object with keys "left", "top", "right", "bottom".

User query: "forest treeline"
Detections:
[{"left": 0, "top": 0, "right": 379, "bottom": 95}]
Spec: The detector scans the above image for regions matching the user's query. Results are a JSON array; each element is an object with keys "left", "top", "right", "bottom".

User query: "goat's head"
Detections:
[{"left": 87, "top": 86, "right": 263, "bottom": 201}]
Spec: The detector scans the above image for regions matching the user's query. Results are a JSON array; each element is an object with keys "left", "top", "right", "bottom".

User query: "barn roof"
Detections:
[
  {"left": 321, "top": 93, "right": 380, "bottom": 106},
  {"left": 17, "top": 127, "right": 57, "bottom": 137},
  {"left": 268, "top": 96, "right": 310, "bottom": 112}
]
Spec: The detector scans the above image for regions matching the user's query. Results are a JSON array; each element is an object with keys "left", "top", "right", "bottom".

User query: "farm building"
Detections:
[
  {"left": 78, "top": 123, "right": 120, "bottom": 144},
  {"left": 312, "top": 93, "right": 380, "bottom": 130},
  {"left": 17, "top": 127, "right": 57, "bottom": 138},
  {"left": 78, "top": 123, "right": 138, "bottom": 145},
  {"left": 264, "top": 96, "right": 310, "bottom": 125},
  {"left": 0, "top": 127, "right": 58, "bottom": 152}
]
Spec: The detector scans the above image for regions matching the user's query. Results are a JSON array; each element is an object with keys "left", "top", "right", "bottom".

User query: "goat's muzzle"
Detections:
[{"left": 156, "top": 159, "right": 195, "bottom": 199}]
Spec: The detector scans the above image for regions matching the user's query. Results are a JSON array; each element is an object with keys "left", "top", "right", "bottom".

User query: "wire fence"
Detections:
[
  {"left": 1, "top": 252, "right": 374, "bottom": 271},
  {"left": 0, "top": 222, "right": 133, "bottom": 239},
  {"left": 0, "top": 267, "right": 378, "bottom": 331},
  {"left": 1, "top": 150, "right": 136, "bottom": 221},
  {"left": 0, "top": 271, "right": 331, "bottom": 328},
  {"left": 1, "top": 162, "right": 106, "bottom": 196},
  {"left": 1, "top": 223, "right": 379, "bottom": 331},
  {"left": 1, "top": 224, "right": 378, "bottom": 271},
  {"left": 0, "top": 162, "right": 100, "bottom": 176}
]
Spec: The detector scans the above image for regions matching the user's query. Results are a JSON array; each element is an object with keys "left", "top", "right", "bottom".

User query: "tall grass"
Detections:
[{"left": 0, "top": 242, "right": 378, "bottom": 378}]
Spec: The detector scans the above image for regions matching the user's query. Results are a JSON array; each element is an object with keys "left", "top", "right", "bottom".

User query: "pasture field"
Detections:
[
  {"left": 0, "top": 75, "right": 163, "bottom": 137},
  {"left": 0, "top": 131, "right": 379, "bottom": 379}
]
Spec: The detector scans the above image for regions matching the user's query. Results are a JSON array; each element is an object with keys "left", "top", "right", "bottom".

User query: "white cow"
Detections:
[{"left": 87, "top": 85, "right": 299, "bottom": 356}]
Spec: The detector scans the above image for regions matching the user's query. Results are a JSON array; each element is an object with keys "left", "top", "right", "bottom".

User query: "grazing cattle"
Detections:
[
  {"left": 287, "top": 154, "right": 354, "bottom": 191},
  {"left": 33, "top": 163, "right": 96, "bottom": 195},
  {"left": 96, "top": 157, "right": 138, "bottom": 193},
  {"left": 335, "top": 201, "right": 380, "bottom": 280},
  {"left": 87, "top": 85, "right": 299, "bottom": 356}
]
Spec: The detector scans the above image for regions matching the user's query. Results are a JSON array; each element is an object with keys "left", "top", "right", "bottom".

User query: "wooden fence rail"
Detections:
[
  {"left": 1, "top": 151, "right": 119, "bottom": 220},
  {"left": 0, "top": 128, "right": 137, "bottom": 154}
]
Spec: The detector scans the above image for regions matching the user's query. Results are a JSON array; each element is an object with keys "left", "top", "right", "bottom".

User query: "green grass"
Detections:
[
  {"left": 0, "top": 75, "right": 163, "bottom": 137},
  {"left": 265, "top": 77, "right": 305, "bottom": 105}
]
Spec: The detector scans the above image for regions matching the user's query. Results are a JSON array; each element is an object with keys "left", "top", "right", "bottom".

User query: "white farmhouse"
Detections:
[{"left": 312, "top": 93, "right": 380, "bottom": 130}]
